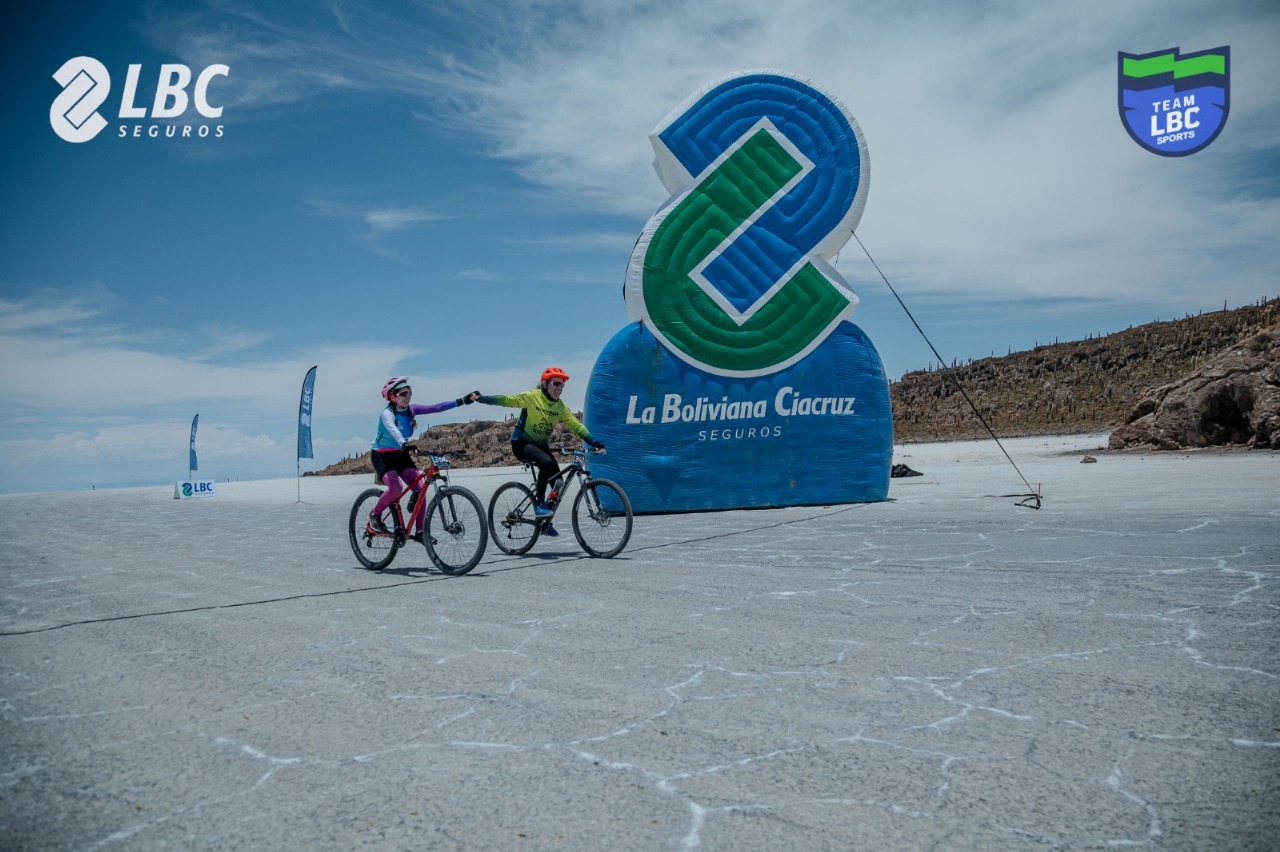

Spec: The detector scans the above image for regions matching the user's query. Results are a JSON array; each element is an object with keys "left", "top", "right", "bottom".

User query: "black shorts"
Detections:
[
  {"left": 512, "top": 440, "right": 556, "bottom": 469},
  {"left": 371, "top": 449, "right": 414, "bottom": 479}
]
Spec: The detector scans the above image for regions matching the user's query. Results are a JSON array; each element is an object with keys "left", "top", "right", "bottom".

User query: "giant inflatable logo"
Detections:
[{"left": 587, "top": 71, "right": 893, "bottom": 512}]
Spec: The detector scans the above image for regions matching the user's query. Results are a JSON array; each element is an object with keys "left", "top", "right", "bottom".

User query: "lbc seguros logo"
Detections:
[
  {"left": 51, "top": 56, "right": 229, "bottom": 143},
  {"left": 625, "top": 73, "right": 868, "bottom": 378}
]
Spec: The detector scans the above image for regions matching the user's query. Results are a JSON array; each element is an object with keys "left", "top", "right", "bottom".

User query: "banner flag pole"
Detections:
[
  {"left": 297, "top": 366, "right": 318, "bottom": 503},
  {"left": 189, "top": 414, "right": 199, "bottom": 481}
]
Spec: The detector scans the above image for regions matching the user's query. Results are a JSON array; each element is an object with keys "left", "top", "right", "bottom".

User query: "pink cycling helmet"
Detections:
[{"left": 381, "top": 376, "right": 411, "bottom": 401}]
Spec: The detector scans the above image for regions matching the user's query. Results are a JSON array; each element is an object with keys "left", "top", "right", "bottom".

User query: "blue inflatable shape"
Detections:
[
  {"left": 585, "top": 70, "right": 892, "bottom": 513},
  {"left": 587, "top": 321, "right": 892, "bottom": 512}
]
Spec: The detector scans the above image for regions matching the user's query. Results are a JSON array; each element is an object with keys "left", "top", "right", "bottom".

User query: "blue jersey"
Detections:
[{"left": 372, "top": 400, "right": 460, "bottom": 451}]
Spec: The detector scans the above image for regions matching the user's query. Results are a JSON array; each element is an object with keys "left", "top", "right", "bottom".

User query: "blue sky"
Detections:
[{"left": 3, "top": 0, "right": 1278, "bottom": 493}]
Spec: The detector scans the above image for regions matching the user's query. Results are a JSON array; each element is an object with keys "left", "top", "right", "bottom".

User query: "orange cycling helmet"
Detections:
[{"left": 541, "top": 366, "right": 569, "bottom": 383}]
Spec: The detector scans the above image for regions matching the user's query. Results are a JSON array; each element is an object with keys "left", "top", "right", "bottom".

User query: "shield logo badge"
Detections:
[{"left": 1118, "top": 46, "right": 1229, "bottom": 156}]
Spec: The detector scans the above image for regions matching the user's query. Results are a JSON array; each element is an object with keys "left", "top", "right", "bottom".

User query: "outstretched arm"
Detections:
[
  {"left": 409, "top": 399, "right": 460, "bottom": 416},
  {"left": 561, "top": 408, "right": 605, "bottom": 452},
  {"left": 476, "top": 390, "right": 534, "bottom": 409}
]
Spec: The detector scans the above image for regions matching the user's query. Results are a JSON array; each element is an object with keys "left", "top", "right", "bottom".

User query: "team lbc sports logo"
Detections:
[
  {"left": 50, "top": 56, "right": 229, "bottom": 143},
  {"left": 1118, "top": 46, "right": 1229, "bottom": 157}
]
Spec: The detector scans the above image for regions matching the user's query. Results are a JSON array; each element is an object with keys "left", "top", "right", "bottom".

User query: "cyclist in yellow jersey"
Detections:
[{"left": 476, "top": 367, "right": 605, "bottom": 534}]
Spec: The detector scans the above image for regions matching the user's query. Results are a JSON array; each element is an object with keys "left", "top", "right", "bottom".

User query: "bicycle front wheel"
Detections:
[
  {"left": 349, "top": 488, "right": 400, "bottom": 570},
  {"left": 487, "top": 482, "right": 540, "bottom": 555},
  {"left": 572, "top": 479, "right": 633, "bottom": 558},
  {"left": 423, "top": 486, "right": 488, "bottom": 575}
]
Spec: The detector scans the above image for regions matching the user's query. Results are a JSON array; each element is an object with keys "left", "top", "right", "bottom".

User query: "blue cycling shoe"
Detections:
[{"left": 534, "top": 502, "right": 555, "bottom": 518}]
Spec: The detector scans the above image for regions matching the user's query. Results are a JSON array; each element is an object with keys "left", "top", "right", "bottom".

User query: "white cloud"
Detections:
[
  {"left": 151, "top": 0, "right": 1279, "bottom": 313},
  {"left": 429, "top": 0, "right": 1279, "bottom": 311},
  {"left": 0, "top": 287, "right": 409, "bottom": 427},
  {"left": 301, "top": 195, "right": 450, "bottom": 259},
  {"left": 0, "top": 284, "right": 601, "bottom": 491},
  {"left": 190, "top": 325, "right": 272, "bottom": 360},
  {"left": 362, "top": 207, "right": 444, "bottom": 233},
  {"left": 2, "top": 422, "right": 278, "bottom": 465},
  {"left": 0, "top": 287, "right": 114, "bottom": 333}
]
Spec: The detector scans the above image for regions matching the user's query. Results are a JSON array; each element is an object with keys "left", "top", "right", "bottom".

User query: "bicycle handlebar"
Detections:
[
  {"left": 406, "top": 447, "right": 467, "bottom": 476},
  {"left": 555, "top": 443, "right": 601, "bottom": 457}
]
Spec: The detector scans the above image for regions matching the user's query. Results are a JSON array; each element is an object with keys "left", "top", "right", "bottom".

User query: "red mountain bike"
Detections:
[{"left": 348, "top": 452, "right": 487, "bottom": 574}]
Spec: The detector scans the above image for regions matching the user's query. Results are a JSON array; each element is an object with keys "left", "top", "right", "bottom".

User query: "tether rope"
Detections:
[{"left": 853, "top": 234, "right": 1042, "bottom": 509}]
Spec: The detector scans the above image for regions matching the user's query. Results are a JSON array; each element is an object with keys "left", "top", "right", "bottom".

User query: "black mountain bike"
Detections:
[
  {"left": 487, "top": 444, "right": 633, "bottom": 558},
  {"left": 349, "top": 451, "right": 487, "bottom": 574}
]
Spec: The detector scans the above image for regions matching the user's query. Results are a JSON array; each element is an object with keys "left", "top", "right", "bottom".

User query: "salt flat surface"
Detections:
[{"left": 1, "top": 436, "right": 1277, "bottom": 850}]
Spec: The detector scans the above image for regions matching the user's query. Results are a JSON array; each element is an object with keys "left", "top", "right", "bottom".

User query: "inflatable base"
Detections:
[{"left": 585, "top": 321, "right": 893, "bottom": 513}]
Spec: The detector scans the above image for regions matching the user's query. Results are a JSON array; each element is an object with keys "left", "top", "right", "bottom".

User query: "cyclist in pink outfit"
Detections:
[{"left": 368, "top": 376, "right": 478, "bottom": 535}]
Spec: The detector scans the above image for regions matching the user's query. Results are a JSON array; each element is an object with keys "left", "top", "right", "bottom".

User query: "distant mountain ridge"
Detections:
[
  {"left": 890, "top": 297, "right": 1278, "bottom": 443},
  {"left": 309, "top": 297, "right": 1279, "bottom": 477}
]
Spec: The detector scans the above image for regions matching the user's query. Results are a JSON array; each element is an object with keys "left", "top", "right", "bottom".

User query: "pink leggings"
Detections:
[{"left": 372, "top": 468, "right": 423, "bottom": 518}]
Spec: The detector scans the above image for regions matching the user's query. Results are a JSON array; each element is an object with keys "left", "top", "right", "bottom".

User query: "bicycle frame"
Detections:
[
  {"left": 384, "top": 455, "right": 449, "bottom": 537},
  {"left": 539, "top": 446, "right": 591, "bottom": 509},
  {"left": 352, "top": 450, "right": 488, "bottom": 575},
  {"left": 487, "top": 442, "right": 632, "bottom": 558}
]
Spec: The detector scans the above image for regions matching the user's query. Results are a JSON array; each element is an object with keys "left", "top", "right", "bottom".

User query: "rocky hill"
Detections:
[
  {"left": 1108, "top": 324, "right": 1278, "bottom": 450},
  {"left": 309, "top": 297, "right": 1278, "bottom": 477},
  {"left": 309, "top": 419, "right": 587, "bottom": 477},
  {"left": 891, "top": 297, "right": 1278, "bottom": 443}
]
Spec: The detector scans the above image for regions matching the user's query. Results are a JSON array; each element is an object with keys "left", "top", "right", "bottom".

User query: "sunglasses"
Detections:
[
  {"left": 548, "top": 380, "right": 565, "bottom": 387},
  {"left": 395, "top": 388, "right": 413, "bottom": 397}
]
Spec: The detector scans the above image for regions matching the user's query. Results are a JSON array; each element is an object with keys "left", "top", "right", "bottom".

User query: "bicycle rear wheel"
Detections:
[
  {"left": 572, "top": 479, "right": 633, "bottom": 558},
  {"left": 487, "top": 482, "right": 540, "bottom": 555},
  {"left": 423, "top": 486, "right": 487, "bottom": 575},
  {"left": 349, "top": 488, "right": 400, "bottom": 570}
]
